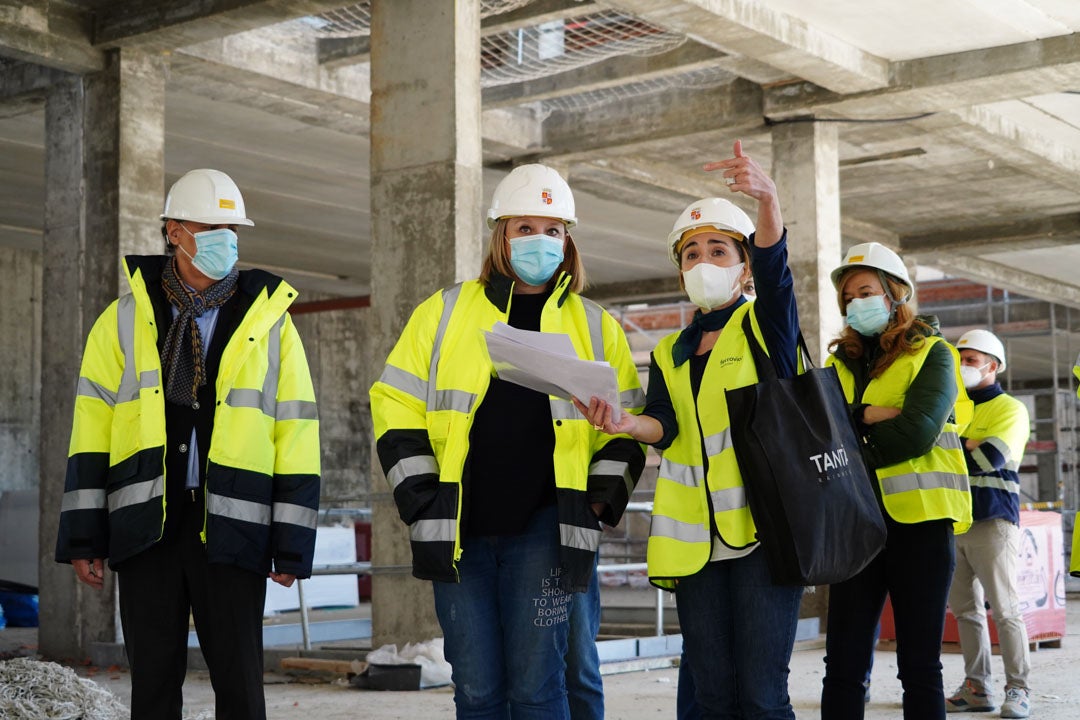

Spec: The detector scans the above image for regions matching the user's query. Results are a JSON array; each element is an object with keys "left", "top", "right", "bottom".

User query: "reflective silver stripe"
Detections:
[
  {"left": 410, "top": 518, "right": 456, "bottom": 543},
  {"left": 936, "top": 431, "right": 962, "bottom": 452},
  {"left": 657, "top": 457, "right": 702, "bottom": 488},
  {"left": 378, "top": 365, "right": 428, "bottom": 403},
  {"left": 387, "top": 455, "right": 440, "bottom": 490},
  {"left": 880, "top": 471, "right": 969, "bottom": 495},
  {"left": 262, "top": 315, "right": 283, "bottom": 416},
  {"left": 60, "top": 488, "right": 106, "bottom": 512},
  {"left": 703, "top": 429, "right": 730, "bottom": 459},
  {"left": 272, "top": 502, "right": 318, "bottom": 529},
  {"left": 116, "top": 295, "right": 140, "bottom": 403},
  {"left": 208, "top": 492, "right": 271, "bottom": 525},
  {"left": 970, "top": 475, "right": 1021, "bottom": 494},
  {"left": 277, "top": 400, "right": 318, "bottom": 421},
  {"left": 709, "top": 486, "right": 747, "bottom": 513},
  {"left": 590, "top": 459, "right": 634, "bottom": 497},
  {"left": 107, "top": 476, "right": 164, "bottom": 513},
  {"left": 434, "top": 389, "right": 476, "bottom": 414},
  {"left": 77, "top": 377, "right": 117, "bottom": 406},
  {"left": 649, "top": 514, "right": 710, "bottom": 543},
  {"left": 428, "top": 284, "right": 464, "bottom": 410},
  {"left": 550, "top": 398, "right": 579, "bottom": 421},
  {"left": 560, "top": 523, "right": 601, "bottom": 552},
  {"left": 581, "top": 298, "right": 605, "bottom": 362},
  {"left": 139, "top": 369, "right": 159, "bottom": 390},
  {"left": 226, "top": 387, "right": 274, "bottom": 415},
  {"left": 978, "top": 436, "right": 1018, "bottom": 471},
  {"left": 620, "top": 387, "right": 646, "bottom": 410}
]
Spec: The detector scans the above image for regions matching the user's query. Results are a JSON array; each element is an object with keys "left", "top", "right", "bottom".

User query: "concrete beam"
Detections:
[
  {"left": 483, "top": 40, "right": 725, "bottom": 109},
  {"left": 587, "top": 275, "right": 682, "bottom": 304},
  {"left": 900, "top": 213, "right": 1080, "bottom": 257},
  {"left": 951, "top": 103, "right": 1080, "bottom": 186},
  {"left": 0, "top": 0, "right": 104, "bottom": 72},
  {"left": 541, "top": 78, "right": 763, "bottom": 160},
  {"left": 841, "top": 216, "right": 899, "bottom": 248},
  {"left": 601, "top": 0, "right": 889, "bottom": 94},
  {"left": 0, "top": 59, "right": 66, "bottom": 102},
  {"left": 765, "top": 32, "right": 1080, "bottom": 119},
  {"left": 93, "top": 0, "right": 359, "bottom": 51},
  {"left": 317, "top": 35, "right": 370, "bottom": 70},
  {"left": 912, "top": 254, "right": 1080, "bottom": 310}
]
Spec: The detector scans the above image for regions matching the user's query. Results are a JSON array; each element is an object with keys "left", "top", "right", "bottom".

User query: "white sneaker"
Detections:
[{"left": 1000, "top": 687, "right": 1030, "bottom": 718}]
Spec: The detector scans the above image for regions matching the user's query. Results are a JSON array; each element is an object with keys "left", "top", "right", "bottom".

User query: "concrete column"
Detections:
[
  {"left": 771, "top": 121, "right": 843, "bottom": 364},
  {"left": 368, "top": 0, "right": 483, "bottom": 646},
  {"left": 38, "top": 48, "right": 166, "bottom": 661},
  {"left": 0, "top": 248, "right": 42, "bottom": 492},
  {"left": 771, "top": 120, "right": 842, "bottom": 629}
]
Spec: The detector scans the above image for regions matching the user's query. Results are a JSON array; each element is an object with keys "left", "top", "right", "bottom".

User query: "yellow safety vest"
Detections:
[
  {"left": 829, "top": 335, "right": 972, "bottom": 534},
  {"left": 56, "top": 256, "right": 321, "bottom": 576},
  {"left": 369, "top": 273, "right": 645, "bottom": 592},
  {"left": 647, "top": 302, "right": 768, "bottom": 588}
]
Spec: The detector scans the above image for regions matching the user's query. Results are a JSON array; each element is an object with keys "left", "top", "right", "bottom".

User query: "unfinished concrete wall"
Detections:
[
  {"left": 0, "top": 247, "right": 42, "bottom": 491},
  {"left": 290, "top": 305, "right": 371, "bottom": 504}
]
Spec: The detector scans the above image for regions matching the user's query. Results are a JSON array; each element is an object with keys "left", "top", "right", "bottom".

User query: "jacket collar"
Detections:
[{"left": 483, "top": 271, "right": 573, "bottom": 313}]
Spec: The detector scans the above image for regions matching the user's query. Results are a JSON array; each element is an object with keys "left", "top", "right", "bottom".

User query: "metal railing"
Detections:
[{"left": 292, "top": 502, "right": 661, "bottom": 650}]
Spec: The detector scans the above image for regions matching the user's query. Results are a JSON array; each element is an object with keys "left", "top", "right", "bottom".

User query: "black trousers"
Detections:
[
  {"left": 821, "top": 515, "right": 956, "bottom": 720},
  {"left": 117, "top": 493, "right": 267, "bottom": 720}
]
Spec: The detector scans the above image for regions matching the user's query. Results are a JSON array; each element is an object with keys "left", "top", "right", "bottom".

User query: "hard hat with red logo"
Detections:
[
  {"left": 487, "top": 164, "right": 577, "bottom": 229},
  {"left": 161, "top": 168, "right": 254, "bottom": 226},
  {"left": 666, "top": 198, "right": 755, "bottom": 268}
]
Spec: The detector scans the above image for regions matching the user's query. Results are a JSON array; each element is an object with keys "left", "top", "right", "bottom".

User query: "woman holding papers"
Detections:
[
  {"left": 369, "top": 163, "right": 645, "bottom": 720},
  {"left": 576, "top": 140, "right": 801, "bottom": 719}
]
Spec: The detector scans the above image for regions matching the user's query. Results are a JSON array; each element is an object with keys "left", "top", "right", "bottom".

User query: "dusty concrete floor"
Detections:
[{"left": 4, "top": 598, "right": 1080, "bottom": 719}]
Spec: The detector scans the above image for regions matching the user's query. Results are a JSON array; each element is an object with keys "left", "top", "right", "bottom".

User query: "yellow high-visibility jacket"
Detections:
[
  {"left": 646, "top": 302, "right": 767, "bottom": 589},
  {"left": 829, "top": 335, "right": 972, "bottom": 534},
  {"left": 55, "top": 256, "right": 321, "bottom": 577},
  {"left": 369, "top": 273, "right": 646, "bottom": 593}
]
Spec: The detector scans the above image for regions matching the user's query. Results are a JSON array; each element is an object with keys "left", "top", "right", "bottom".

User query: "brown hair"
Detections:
[
  {"left": 828, "top": 270, "right": 931, "bottom": 378},
  {"left": 478, "top": 217, "right": 586, "bottom": 293}
]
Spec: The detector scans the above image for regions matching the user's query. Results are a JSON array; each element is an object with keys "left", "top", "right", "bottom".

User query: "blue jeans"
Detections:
[
  {"left": 565, "top": 556, "right": 603, "bottom": 720},
  {"left": 822, "top": 516, "right": 955, "bottom": 720},
  {"left": 675, "top": 549, "right": 803, "bottom": 720},
  {"left": 433, "top": 504, "right": 571, "bottom": 720}
]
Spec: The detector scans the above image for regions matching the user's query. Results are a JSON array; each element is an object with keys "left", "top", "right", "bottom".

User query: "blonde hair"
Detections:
[
  {"left": 478, "top": 217, "right": 586, "bottom": 293},
  {"left": 829, "top": 270, "right": 931, "bottom": 378}
]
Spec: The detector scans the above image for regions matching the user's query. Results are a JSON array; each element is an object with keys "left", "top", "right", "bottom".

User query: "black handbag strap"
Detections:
[{"left": 739, "top": 310, "right": 814, "bottom": 381}]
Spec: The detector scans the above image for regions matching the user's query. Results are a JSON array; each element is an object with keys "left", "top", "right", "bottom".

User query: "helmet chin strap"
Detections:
[{"left": 878, "top": 270, "right": 910, "bottom": 308}]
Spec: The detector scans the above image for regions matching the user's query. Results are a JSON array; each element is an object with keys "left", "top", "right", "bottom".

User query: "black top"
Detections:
[{"left": 465, "top": 290, "right": 557, "bottom": 536}]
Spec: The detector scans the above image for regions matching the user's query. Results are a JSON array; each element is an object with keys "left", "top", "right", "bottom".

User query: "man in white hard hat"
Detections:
[
  {"left": 946, "top": 329, "right": 1032, "bottom": 718},
  {"left": 56, "top": 169, "right": 321, "bottom": 720}
]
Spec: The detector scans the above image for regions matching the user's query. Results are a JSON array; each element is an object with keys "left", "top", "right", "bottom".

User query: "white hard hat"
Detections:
[
  {"left": 956, "top": 329, "right": 1007, "bottom": 371},
  {"left": 666, "top": 198, "right": 755, "bottom": 267},
  {"left": 487, "top": 164, "right": 577, "bottom": 229},
  {"left": 161, "top": 169, "right": 254, "bottom": 226},
  {"left": 830, "top": 242, "right": 912, "bottom": 302}
]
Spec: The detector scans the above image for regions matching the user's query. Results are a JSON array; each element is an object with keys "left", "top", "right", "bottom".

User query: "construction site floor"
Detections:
[{"left": 4, "top": 592, "right": 1080, "bottom": 718}]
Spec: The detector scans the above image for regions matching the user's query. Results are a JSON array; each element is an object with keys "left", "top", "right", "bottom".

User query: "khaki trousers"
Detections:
[{"left": 948, "top": 518, "right": 1031, "bottom": 690}]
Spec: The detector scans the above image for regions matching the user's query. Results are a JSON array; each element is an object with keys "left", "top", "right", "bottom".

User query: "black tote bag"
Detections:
[{"left": 724, "top": 313, "right": 886, "bottom": 586}]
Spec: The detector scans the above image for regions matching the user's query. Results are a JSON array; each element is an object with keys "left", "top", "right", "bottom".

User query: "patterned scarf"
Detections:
[{"left": 160, "top": 257, "right": 239, "bottom": 406}]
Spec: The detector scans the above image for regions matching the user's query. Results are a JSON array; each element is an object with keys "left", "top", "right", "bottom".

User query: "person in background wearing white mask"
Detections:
[
  {"left": 945, "top": 329, "right": 1033, "bottom": 718},
  {"left": 820, "top": 242, "right": 971, "bottom": 720},
  {"left": 370, "top": 164, "right": 645, "bottom": 719},
  {"left": 56, "top": 169, "right": 321, "bottom": 719},
  {"left": 576, "top": 140, "right": 802, "bottom": 719}
]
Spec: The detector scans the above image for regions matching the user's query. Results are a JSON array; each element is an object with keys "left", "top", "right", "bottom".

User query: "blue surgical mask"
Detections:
[
  {"left": 845, "top": 295, "right": 891, "bottom": 336},
  {"left": 179, "top": 226, "right": 239, "bottom": 280},
  {"left": 509, "top": 234, "right": 564, "bottom": 286}
]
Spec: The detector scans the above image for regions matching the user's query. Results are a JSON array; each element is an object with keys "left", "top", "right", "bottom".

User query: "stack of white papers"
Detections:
[{"left": 482, "top": 322, "right": 623, "bottom": 422}]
